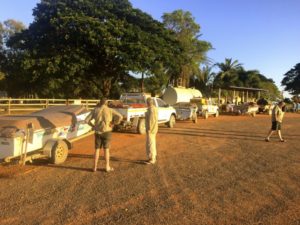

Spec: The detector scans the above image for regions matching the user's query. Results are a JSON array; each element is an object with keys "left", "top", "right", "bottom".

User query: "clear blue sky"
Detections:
[{"left": 1, "top": 0, "right": 299, "bottom": 96}]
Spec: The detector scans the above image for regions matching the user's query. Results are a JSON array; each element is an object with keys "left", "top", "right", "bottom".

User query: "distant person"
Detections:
[
  {"left": 265, "top": 101, "right": 286, "bottom": 142},
  {"left": 85, "top": 98, "right": 123, "bottom": 172},
  {"left": 145, "top": 97, "right": 158, "bottom": 164}
]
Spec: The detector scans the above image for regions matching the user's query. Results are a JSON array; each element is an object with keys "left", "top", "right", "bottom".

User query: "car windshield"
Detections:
[{"left": 122, "top": 98, "right": 145, "bottom": 104}]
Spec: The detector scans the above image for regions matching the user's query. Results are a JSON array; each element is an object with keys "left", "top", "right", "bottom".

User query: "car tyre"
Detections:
[
  {"left": 204, "top": 111, "right": 209, "bottom": 119},
  {"left": 168, "top": 115, "right": 176, "bottom": 128},
  {"left": 137, "top": 118, "right": 146, "bottom": 134},
  {"left": 214, "top": 110, "right": 219, "bottom": 117}
]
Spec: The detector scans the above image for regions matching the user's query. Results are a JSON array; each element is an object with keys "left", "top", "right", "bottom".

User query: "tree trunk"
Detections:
[
  {"left": 141, "top": 72, "right": 144, "bottom": 92},
  {"left": 102, "top": 78, "right": 112, "bottom": 97}
]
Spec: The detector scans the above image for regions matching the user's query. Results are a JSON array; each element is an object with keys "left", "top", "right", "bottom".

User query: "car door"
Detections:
[{"left": 156, "top": 98, "right": 169, "bottom": 122}]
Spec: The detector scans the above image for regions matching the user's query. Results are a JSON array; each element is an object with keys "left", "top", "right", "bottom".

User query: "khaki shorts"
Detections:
[
  {"left": 95, "top": 132, "right": 112, "bottom": 149},
  {"left": 271, "top": 121, "right": 281, "bottom": 131}
]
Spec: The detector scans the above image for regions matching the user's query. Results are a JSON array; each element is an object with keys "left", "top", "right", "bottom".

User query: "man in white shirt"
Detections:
[{"left": 145, "top": 98, "right": 158, "bottom": 164}]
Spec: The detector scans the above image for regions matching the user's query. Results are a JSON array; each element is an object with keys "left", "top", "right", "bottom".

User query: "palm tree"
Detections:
[
  {"left": 190, "top": 65, "right": 216, "bottom": 96},
  {"left": 216, "top": 58, "right": 242, "bottom": 75},
  {"left": 214, "top": 58, "right": 243, "bottom": 88}
]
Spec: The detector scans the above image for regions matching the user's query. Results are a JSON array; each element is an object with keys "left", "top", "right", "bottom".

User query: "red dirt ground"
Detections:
[{"left": 0, "top": 113, "right": 300, "bottom": 225}]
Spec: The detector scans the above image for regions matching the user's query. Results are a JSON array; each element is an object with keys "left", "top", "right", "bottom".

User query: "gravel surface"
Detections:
[{"left": 0, "top": 113, "right": 300, "bottom": 225}]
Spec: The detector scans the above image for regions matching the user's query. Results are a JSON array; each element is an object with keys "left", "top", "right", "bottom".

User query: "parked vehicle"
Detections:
[
  {"left": 258, "top": 104, "right": 274, "bottom": 115},
  {"left": 109, "top": 93, "right": 177, "bottom": 134},
  {"left": 172, "top": 102, "right": 198, "bottom": 123},
  {"left": 0, "top": 105, "right": 92, "bottom": 164},
  {"left": 293, "top": 102, "right": 300, "bottom": 112},
  {"left": 190, "top": 98, "right": 219, "bottom": 119},
  {"left": 233, "top": 102, "right": 259, "bottom": 116},
  {"left": 257, "top": 98, "right": 273, "bottom": 115}
]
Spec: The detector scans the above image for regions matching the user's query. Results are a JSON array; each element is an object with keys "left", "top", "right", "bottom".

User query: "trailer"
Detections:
[
  {"left": 172, "top": 102, "right": 198, "bottom": 123},
  {"left": 0, "top": 105, "right": 92, "bottom": 164}
]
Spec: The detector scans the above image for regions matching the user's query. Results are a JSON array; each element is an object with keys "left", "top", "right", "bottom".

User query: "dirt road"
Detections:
[{"left": 1, "top": 113, "right": 300, "bottom": 225}]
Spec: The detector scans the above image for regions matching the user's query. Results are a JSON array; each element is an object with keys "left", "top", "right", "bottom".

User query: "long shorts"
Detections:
[
  {"left": 271, "top": 121, "right": 281, "bottom": 131},
  {"left": 95, "top": 132, "right": 112, "bottom": 149}
]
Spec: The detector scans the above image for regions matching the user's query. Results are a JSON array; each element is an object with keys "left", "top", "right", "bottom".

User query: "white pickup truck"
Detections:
[{"left": 109, "top": 93, "right": 177, "bottom": 134}]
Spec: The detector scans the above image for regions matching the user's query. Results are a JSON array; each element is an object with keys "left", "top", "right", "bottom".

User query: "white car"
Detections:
[{"left": 190, "top": 98, "right": 219, "bottom": 119}]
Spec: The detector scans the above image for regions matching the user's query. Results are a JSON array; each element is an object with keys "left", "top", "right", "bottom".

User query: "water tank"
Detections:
[{"left": 162, "top": 87, "right": 202, "bottom": 105}]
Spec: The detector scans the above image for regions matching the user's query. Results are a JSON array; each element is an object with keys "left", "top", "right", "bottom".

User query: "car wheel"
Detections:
[
  {"left": 168, "top": 115, "right": 176, "bottom": 128},
  {"left": 192, "top": 113, "right": 197, "bottom": 123},
  {"left": 214, "top": 110, "right": 219, "bottom": 117},
  {"left": 203, "top": 111, "right": 208, "bottom": 119},
  {"left": 137, "top": 118, "right": 146, "bottom": 134}
]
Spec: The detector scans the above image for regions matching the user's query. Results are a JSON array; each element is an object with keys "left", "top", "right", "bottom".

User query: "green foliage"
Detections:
[
  {"left": 5, "top": 0, "right": 179, "bottom": 98},
  {"left": 214, "top": 58, "right": 243, "bottom": 88},
  {"left": 283, "top": 98, "right": 293, "bottom": 104},
  {"left": 214, "top": 58, "right": 280, "bottom": 100},
  {"left": 0, "top": 20, "right": 26, "bottom": 94},
  {"left": 292, "top": 96, "right": 299, "bottom": 103},
  {"left": 190, "top": 65, "right": 216, "bottom": 97},
  {"left": 163, "top": 10, "right": 212, "bottom": 87},
  {"left": 281, "top": 63, "right": 300, "bottom": 95},
  {"left": 257, "top": 98, "right": 268, "bottom": 105}
]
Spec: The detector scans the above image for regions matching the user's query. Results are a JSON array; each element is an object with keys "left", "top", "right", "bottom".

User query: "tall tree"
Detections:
[
  {"left": 7, "top": 0, "right": 180, "bottom": 98},
  {"left": 0, "top": 20, "right": 26, "bottom": 93},
  {"left": 281, "top": 63, "right": 300, "bottom": 95},
  {"left": 162, "top": 10, "right": 212, "bottom": 87},
  {"left": 213, "top": 58, "right": 280, "bottom": 100}
]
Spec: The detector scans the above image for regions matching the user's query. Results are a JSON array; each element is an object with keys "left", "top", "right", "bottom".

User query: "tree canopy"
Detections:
[
  {"left": 162, "top": 10, "right": 212, "bottom": 87},
  {"left": 5, "top": 0, "right": 181, "bottom": 98},
  {"left": 0, "top": 2, "right": 282, "bottom": 100},
  {"left": 213, "top": 58, "right": 280, "bottom": 100},
  {"left": 281, "top": 63, "right": 300, "bottom": 95},
  {"left": 0, "top": 19, "right": 26, "bottom": 91}
]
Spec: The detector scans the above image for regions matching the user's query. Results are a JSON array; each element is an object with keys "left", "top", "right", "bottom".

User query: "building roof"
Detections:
[{"left": 224, "top": 86, "right": 268, "bottom": 92}]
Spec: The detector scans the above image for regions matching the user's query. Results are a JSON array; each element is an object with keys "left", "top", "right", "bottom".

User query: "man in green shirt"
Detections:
[
  {"left": 265, "top": 101, "right": 285, "bottom": 142},
  {"left": 85, "top": 98, "right": 123, "bottom": 172}
]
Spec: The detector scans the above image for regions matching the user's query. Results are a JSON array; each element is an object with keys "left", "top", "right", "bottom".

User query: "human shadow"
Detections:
[
  {"left": 110, "top": 156, "right": 147, "bottom": 165},
  {"left": 162, "top": 126, "right": 299, "bottom": 139},
  {"left": 178, "top": 126, "right": 300, "bottom": 137},
  {"left": 68, "top": 154, "right": 146, "bottom": 165},
  {"left": 158, "top": 128, "right": 270, "bottom": 142},
  {"left": 68, "top": 153, "right": 93, "bottom": 159},
  {"left": 159, "top": 127, "right": 264, "bottom": 139},
  {"left": 40, "top": 164, "right": 93, "bottom": 172}
]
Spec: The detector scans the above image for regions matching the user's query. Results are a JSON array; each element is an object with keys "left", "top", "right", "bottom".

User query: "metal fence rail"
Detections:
[{"left": 0, "top": 98, "right": 99, "bottom": 115}]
